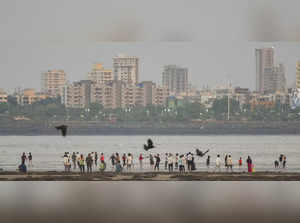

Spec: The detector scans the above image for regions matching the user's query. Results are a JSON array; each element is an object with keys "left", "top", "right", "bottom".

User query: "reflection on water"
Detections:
[
  {"left": 0, "top": 182, "right": 299, "bottom": 223},
  {"left": 0, "top": 135, "right": 300, "bottom": 171}
]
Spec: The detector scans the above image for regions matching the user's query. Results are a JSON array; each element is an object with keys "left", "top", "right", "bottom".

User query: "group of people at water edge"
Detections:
[{"left": 17, "top": 151, "right": 288, "bottom": 174}]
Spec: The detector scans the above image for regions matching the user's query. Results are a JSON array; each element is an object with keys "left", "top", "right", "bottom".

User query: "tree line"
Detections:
[{"left": 0, "top": 96, "right": 299, "bottom": 122}]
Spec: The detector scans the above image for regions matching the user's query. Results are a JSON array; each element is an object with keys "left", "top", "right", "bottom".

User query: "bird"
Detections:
[
  {"left": 55, "top": 125, "right": 68, "bottom": 137},
  {"left": 195, "top": 148, "right": 209, "bottom": 157},
  {"left": 144, "top": 138, "right": 155, "bottom": 151}
]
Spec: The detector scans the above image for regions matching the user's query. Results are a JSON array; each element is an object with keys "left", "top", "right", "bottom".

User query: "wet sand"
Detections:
[{"left": 0, "top": 171, "right": 300, "bottom": 181}]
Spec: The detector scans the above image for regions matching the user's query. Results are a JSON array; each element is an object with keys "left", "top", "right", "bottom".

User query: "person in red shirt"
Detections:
[
  {"left": 100, "top": 153, "right": 105, "bottom": 162},
  {"left": 139, "top": 154, "right": 144, "bottom": 170},
  {"left": 238, "top": 157, "right": 242, "bottom": 169}
]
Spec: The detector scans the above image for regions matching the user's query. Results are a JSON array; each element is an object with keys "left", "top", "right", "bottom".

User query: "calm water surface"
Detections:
[{"left": 0, "top": 135, "right": 299, "bottom": 171}]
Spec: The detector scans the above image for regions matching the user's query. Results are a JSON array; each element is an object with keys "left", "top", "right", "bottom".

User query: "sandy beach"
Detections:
[{"left": 1, "top": 171, "right": 300, "bottom": 181}]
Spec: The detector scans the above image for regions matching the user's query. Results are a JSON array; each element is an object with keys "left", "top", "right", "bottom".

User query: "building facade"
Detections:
[
  {"left": 90, "top": 81, "right": 122, "bottom": 109},
  {"left": 62, "top": 80, "right": 169, "bottom": 109},
  {"left": 87, "top": 63, "right": 113, "bottom": 85},
  {"left": 162, "top": 65, "right": 188, "bottom": 95},
  {"left": 16, "top": 89, "right": 48, "bottom": 105},
  {"left": 41, "top": 70, "right": 66, "bottom": 97},
  {"left": 113, "top": 54, "right": 139, "bottom": 85},
  {"left": 255, "top": 48, "right": 274, "bottom": 93},
  {"left": 62, "top": 80, "right": 92, "bottom": 109}
]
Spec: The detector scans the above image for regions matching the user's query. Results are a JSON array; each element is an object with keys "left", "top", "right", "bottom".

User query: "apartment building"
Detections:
[
  {"left": 41, "top": 70, "right": 66, "bottom": 97},
  {"left": 87, "top": 63, "right": 113, "bottom": 85},
  {"left": 62, "top": 80, "right": 92, "bottom": 109},
  {"left": 113, "top": 54, "right": 139, "bottom": 84},
  {"left": 16, "top": 89, "right": 48, "bottom": 105},
  {"left": 90, "top": 81, "right": 122, "bottom": 109},
  {"left": 162, "top": 65, "right": 188, "bottom": 95}
]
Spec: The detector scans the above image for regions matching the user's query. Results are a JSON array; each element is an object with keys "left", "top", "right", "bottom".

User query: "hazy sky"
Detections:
[{"left": 1, "top": 0, "right": 300, "bottom": 92}]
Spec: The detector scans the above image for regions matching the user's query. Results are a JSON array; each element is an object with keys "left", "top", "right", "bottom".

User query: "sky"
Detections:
[{"left": 1, "top": 0, "right": 300, "bottom": 93}]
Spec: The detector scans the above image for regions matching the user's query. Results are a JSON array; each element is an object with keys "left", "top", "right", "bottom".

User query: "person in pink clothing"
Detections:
[{"left": 246, "top": 156, "right": 252, "bottom": 172}]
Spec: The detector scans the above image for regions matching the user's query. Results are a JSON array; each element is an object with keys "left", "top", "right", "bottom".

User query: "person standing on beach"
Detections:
[
  {"left": 206, "top": 155, "right": 210, "bottom": 169},
  {"left": 149, "top": 154, "right": 154, "bottom": 170},
  {"left": 238, "top": 157, "right": 242, "bottom": 170},
  {"left": 91, "top": 152, "right": 95, "bottom": 168},
  {"left": 227, "top": 155, "right": 233, "bottom": 172},
  {"left": 164, "top": 153, "right": 168, "bottom": 170},
  {"left": 122, "top": 153, "right": 126, "bottom": 167},
  {"left": 86, "top": 153, "right": 93, "bottom": 173},
  {"left": 116, "top": 153, "right": 120, "bottom": 165},
  {"left": 63, "top": 152, "right": 69, "bottom": 172},
  {"left": 110, "top": 153, "right": 116, "bottom": 170},
  {"left": 95, "top": 152, "right": 98, "bottom": 166},
  {"left": 168, "top": 153, "right": 174, "bottom": 172},
  {"left": 283, "top": 155, "right": 287, "bottom": 169},
  {"left": 246, "top": 156, "right": 252, "bottom": 173},
  {"left": 224, "top": 154, "right": 228, "bottom": 168},
  {"left": 72, "top": 152, "right": 77, "bottom": 169},
  {"left": 21, "top": 152, "right": 27, "bottom": 165},
  {"left": 99, "top": 160, "right": 106, "bottom": 173},
  {"left": 187, "top": 152, "right": 193, "bottom": 172},
  {"left": 100, "top": 153, "right": 105, "bottom": 163},
  {"left": 274, "top": 160, "right": 279, "bottom": 169},
  {"left": 175, "top": 153, "right": 179, "bottom": 170},
  {"left": 215, "top": 155, "right": 221, "bottom": 172},
  {"left": 79, "top": 154, "right": 85, "bottom": 173},
  {"left": 154, "top": 154, "right": 160, "bottom": 171},
  {"left": 77, "top": 152, "right": 81, "bottom": 170},
  {"left": 28, "top": 152, "right": 33, "bottom": 167},
  {"left": 279, "top": 154, "right": 283, "bottom": 168},
  {"left": 127, "top": 153, "right": 133, "bottom": 172},
  {"left": 179, "top": 155, "right": 185, "bottom": 174},
  {"left": 139, "top": 154, "right": 144, "bottom": 170}
]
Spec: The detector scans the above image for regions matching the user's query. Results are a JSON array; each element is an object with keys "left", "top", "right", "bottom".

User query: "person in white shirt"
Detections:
[
  {"left": 178, "top": 155, "right": 185, "bottom": 174},
  {"left": 215, "top": 154, "right": 221, "bottom": 172},
  {"left": 127, "top": 153, "right": 133, "bottom": 172},
  {"left": 227, "top": 155, "right": 233, "bottom": 172},
  {"left": 76, "top": 152, "right": 81, "bottom": 170},
  {"left": 168, "top": 153, "right": 174, "bottom": 172},
  {"left": 187, "top": 152, "right": 193, "bottom": 172}
]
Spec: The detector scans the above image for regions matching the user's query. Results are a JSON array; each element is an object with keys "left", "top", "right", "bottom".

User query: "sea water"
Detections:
[{"left": 0, "top": 135, "right": 299, "bottom": 172}]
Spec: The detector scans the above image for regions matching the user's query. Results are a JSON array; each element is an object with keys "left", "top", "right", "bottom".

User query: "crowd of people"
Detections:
[
  {"left": 274, "top": 154, "right": 287, "bottom": 169},
  {"left": 18, "top": 151, "right": 288, "bottom": 174},
  {"left": 61, "top": 152, "right": 256, "bottom": 174}
]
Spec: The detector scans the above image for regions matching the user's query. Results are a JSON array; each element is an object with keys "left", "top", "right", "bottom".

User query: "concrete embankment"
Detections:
[{"left": 1, "top": 171, "right": 300, "bottom": 181}]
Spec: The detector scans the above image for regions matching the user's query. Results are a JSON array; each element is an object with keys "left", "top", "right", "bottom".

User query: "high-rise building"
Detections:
[
  {"left": 121, "top": 82, "right": 169, "bottom": 108},
  {"left": 62, "top": 80, "right": 92, "bottom": 109},
  {"left": 91, "top": 81, "right": 122, "bottom": 109},
  {"left": 255, "top": 48, "right": 274, "bottom": 93},
  {"left": 153, "top": 86, "right": 170, "bottom": 106},
  {"left": 162, "top": 65, "right": 188, "bottom": 95},
  {"left": 113, "top": 54, "right": 139, "bottom": 85},
  {"left": 272, "top": 64, "right": 287, "bottom": 94},
  {"left": 41, "top": 70, "right": 66, "bottom": 97},
  {"left": 87, "top": 63, "right": 113, "bottom": 85},
  {"left": 296, "top": 61, "right": 300, "bottom": 89},
  {"left": 62, "top": 80, "right": 170, "bottom": 109}
]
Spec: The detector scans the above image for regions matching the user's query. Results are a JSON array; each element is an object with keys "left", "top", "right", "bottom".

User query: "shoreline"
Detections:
[{"left": 1, "top": 171, "right": 300, "bottom": 181}]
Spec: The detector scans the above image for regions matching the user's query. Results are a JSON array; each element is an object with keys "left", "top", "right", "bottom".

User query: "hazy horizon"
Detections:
[{"left": 2, "top": 0, "right": 300, "bottom": 93}]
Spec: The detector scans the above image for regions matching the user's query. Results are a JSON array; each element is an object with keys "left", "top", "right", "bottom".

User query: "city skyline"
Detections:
[{"left": 1, "top": 42, "right": 300, "bottom": 93}]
